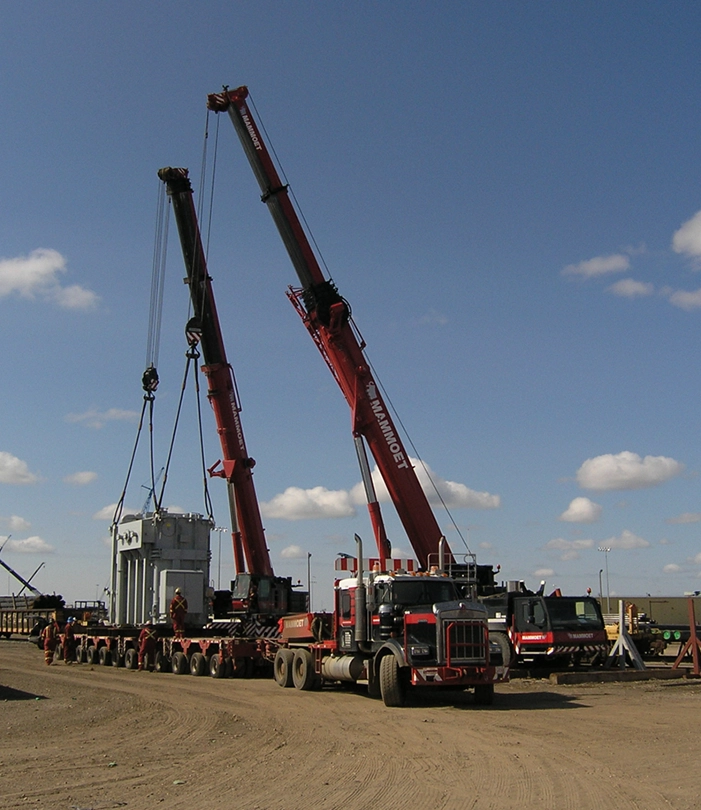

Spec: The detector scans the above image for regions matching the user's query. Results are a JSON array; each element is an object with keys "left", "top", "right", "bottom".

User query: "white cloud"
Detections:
[
  {"left": 260, "top": 486, "right": 356, "bottom": 521},
  {"left": 663, "top": 564, "right": 682, "bottom": 574},
  {"left": 351, "top": 459, "right": 500, "bottom": 510},
  {"left": 0, "top": 451, "right": 38, "bottom": 484},
  {"left": 562, "top": 253, "right": 630, "bottom": 279},
  {"left": 93, "top": 503, "right": 122, "bottom": 521},
  {"left": 65, "top": 408, "right": 139, "bottom": 430},
  {"left": 667, "top": 288, "right": 701, "bottom": 311},
  {"left": 280, "top": 545, "right": 306, "bottom": 559},
  {"left": 607, "top": 278, "right": 654, "bottom": 298},
  {"left": 672, "top": 210, "right": 701, "bottom": 260},
  {"left": 63, "top": 471, "right": 98, "bottom": 485},
  {"left": 667, "top": 512, "right": 701, "bottom": 525},
  {"left": 691, "top": 552, "right": 701, "bottom": 566},
  {"left": 8, "top": 515, "right": 31, "bottom": 531},
  {"left": 576, "top": 451, "right": 684, "bottom": 491},
  {"left": 533, "top": 568, "right": 555, "bottom": 578},
  {"left": 2, "top": 535, "right": 53, "bottom": 553},
  {"left": 545, "top": 537, "right": 594, "bottom": 560},
  {"left": 603, "top": 529, "right": 650, "bottom": 550},
  {"left": 559, "top": 497, "right": 602, "bottom": 523},
  {"left": 418, "top": 308, "right": 448, "bottom": 326},
  {"left": 0, "top": 248, "right": 98, "bottom": 309}
]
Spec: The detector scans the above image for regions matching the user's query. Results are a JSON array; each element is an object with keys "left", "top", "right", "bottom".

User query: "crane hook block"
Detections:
[{"left": 142, "top": 365, "right": 159, "bottom": 393}]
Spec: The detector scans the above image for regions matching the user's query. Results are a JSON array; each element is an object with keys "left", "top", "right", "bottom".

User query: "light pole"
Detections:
[
  {"left": 598, "top": 569, "right": 604, "bottom": 603},
  {"left": 598, "top": 547, "right": 611, "bottom": 612},
  {"left": 214, "top": 526, "right": 228, "bottom": 590}
]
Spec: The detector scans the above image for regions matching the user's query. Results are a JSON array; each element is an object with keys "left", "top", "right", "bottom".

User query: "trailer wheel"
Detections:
[
  {"left": 74, "top": 647, "right": 83, "bottom": 664},
  {"left": 87, "top": 645, "right": 99, "bottom": 665},
  {"left": 55, "top": 642, "right": 63, "bottom": 661},
  {"left": 112, "top": 651, "right": 124, "bottom": 668},
  {"left": 171, "top": 651, "right": 188, "bottom": 675},
  {"left": 98, "top": 646, "right": 111, "bottom": 666},
  {"left": 190, "top": 652, "right": 206, "bottom": 676},
  {"left": 124, "top": 648, "right": 139, "bottom": 670},
  {"left": 209, "top": 654, "right": 225, "bottom": 678},
  {"left": 292, "top": 649, "right": 316, "bottom": 691},
  {"left": 379, "top": 654, "right": 406, "bottom": 707},
  {"left": 155, "top": 650, "right": 171, "bottom": 673},
  {"left": 274, "top": 649, "right": 294, "bottom": 688},
  {"left": 491, "top": 632, "right": 513, "bottom": 667},
  {"left": 474, "top": 684, "right": 494, "bottom": 706}
]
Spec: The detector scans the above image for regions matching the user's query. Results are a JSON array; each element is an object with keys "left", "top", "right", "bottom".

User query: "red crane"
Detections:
[
  {"left": 207, "top": 87, "right": 449, "bottom": 570},
  {"left": 158, "top": 166, "right": 273, "bottom": 578}
]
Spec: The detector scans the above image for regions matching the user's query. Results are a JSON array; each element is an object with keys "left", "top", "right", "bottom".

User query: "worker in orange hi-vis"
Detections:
[
  {"left": 62, "top": 616, "right": 77, "bottom": 664},
  {"left": 41, "top": 617, "right": 60, "bottom": 665},
  {"left": 137, "top": 621, "right": 158, "bottom": 670},
  {"left": 169, "top": 588, "right": 188, "bottom": 639}
]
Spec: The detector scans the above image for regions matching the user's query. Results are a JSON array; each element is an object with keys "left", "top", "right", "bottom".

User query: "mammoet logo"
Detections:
[
  {"left": 366, "top": 382, "right": 409, "bottom": 469},
  {"left": 241, "top": 107, "right": 263, "bottom": 151}
]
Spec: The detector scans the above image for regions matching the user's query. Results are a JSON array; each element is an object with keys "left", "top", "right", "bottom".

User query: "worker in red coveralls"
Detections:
[
  {"left": 41, "top": 617, "right": 60, "bottom": 665},
  {"left": 62, "top": 616, "right": 77, "bottom": 664},
  {"left": 169, "top": 588, "right": 187, "bottom": 639},
  {"left": 138, "top": 621, "right": 157, "bottom": 671}
]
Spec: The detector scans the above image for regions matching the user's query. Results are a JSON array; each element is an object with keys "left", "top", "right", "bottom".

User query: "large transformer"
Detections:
[{"left": 111, "top": 511, "right": 212, "bottom": 626}]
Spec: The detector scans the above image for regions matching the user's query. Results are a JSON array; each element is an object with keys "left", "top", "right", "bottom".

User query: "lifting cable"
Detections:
[
  {"left": 154, "top": 332, "right": 214, "bottom": 523},
  {"left": 112, "top": 181, "right": 168, "bottom": 529}
]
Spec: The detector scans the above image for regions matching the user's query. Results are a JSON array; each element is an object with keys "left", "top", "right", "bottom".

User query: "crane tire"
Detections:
[
  {"left": 274, "top": 648, "right": 295, "bottom": 688},
  {"left": 491, "top": 632, "right": 513, "bottom": 667},
  {"left": 379, "top": 654, "right": 406, "bottom": 707}
]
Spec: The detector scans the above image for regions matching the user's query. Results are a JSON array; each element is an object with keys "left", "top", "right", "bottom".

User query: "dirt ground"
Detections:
[{"left": 1, "top": 639, "right": 699, "bottom": 810}]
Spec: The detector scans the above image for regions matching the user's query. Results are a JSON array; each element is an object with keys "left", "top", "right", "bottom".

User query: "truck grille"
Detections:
[{"left": 445, "top": 620, "right": 486, "bottom": 665}]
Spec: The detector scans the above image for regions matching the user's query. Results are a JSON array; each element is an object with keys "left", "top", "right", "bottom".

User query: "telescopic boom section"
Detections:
[
  {"left": 207, "top": 87, "right": 445, "bottom": 568},
  {"left": 158, "top": 166, "right": 273, "bottom": 578}
]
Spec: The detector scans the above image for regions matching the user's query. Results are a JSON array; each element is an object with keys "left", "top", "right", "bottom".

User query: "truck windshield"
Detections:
[
  {"left": 545, "top": 598, "right": 603, "bottom": 630},
  {"left": 391, "top": 579, "right": 458, "bottom": 608}
]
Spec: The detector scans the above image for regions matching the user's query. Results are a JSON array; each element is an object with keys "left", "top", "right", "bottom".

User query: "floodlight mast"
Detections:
[{"left": 207, "top": 86, "right": 449, "bottom": 569}]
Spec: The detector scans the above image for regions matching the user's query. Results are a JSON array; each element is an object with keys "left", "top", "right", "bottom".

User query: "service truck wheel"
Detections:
[
  {"left": 274, "top": 648, "right": 294, "bottom": 688},
  {"left": 491, "top": 632, "right": 513, "bottom": 667},
  {"left": 474, "top": 684, "right": 494, "bottom": 706},
  {"left": 190, "top": 652, "right": 206, "bottom": 676},
  {"left": 98, "top": 646, "right": 111, "bottom": 666},
  {"left": 379, "top": 655, "right": 406, "bottom": 707},
  {"left": 124, "top": 648, "right": 138, "bottom": 670},
  {"left": 209, "top": 654, "right": 225, "bottom": 678},
  {"left": 292, "top": 649, "right": 316, "bottom": 691},
  {"left": 87, "top": 645, "right": 98, "bottom": 665},
  {"left": 171, "top": 651, "right": 188, "bottom": 675}
]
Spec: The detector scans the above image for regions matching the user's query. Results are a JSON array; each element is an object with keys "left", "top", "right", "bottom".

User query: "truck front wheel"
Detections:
[{"left": 379, "top": 655, "right": 406, "bottom": 707}]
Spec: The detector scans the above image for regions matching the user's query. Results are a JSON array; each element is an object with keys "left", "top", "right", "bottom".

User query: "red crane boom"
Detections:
[
  {"left": 207, "top": 87, "right": 446, "bottom": 569},
  {"left": 158, "top": 166, "right": 273, "bottom": 577}
]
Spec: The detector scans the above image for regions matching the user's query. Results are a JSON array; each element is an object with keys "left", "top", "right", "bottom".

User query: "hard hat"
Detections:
[
  {"left": 66, "top": 617, "right": 75, "bottom": 623},
  {"left": 175, "top": 587, "right": 182, "bottom": 594}
]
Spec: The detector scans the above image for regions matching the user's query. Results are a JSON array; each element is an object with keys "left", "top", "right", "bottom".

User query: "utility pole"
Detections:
[{"left": 307, "top": 552, "right": 312, "bottom": 611}]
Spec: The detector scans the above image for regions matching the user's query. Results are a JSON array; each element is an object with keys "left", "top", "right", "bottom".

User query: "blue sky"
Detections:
[{"left": 2, "top": 3, "right": 701, "bottom": 609}]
